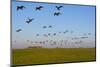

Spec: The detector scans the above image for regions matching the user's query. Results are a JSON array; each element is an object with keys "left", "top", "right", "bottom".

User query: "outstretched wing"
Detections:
[
  {"left": 17, "top": 6, "right": 19, "bottom": 11},
  {"left": 16, "top": 29, "right": 22, "bottom": 32},
  {"left": 59, "top": 6, "right": 63, "bottom": 8}
]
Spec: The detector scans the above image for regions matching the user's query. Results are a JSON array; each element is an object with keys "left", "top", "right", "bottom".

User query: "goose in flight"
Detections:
[
  {"left": 48, "top": 25, "right": 52, "bottom": 28},
  {"left": 17, "top": 6, "right": 25, "bottom": 11},
  {"left": 16, "top": 29, "right": 22, "bottom": 32},
  {"left": 56, "top": 6, "right": 63, "bottom": 10},
  {"left": 36, "top": 6, "right": 43, "bottom": 11},
  {"left": 43, "top": 26, "right": 47, "bottom": 28},
  {"left": 54, "top": 12, "right": 61, "bottom": 16},
  {"left": 26, "top": 18, "right": 34, "bottom": 24}
]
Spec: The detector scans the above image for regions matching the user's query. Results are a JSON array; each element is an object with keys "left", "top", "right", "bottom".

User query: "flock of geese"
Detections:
[
  {"left": 16, "top": 5, "right": 63, "bottom": 32},
  {"left": 14, "top": 4, "right": 92, "bottom": 48}
]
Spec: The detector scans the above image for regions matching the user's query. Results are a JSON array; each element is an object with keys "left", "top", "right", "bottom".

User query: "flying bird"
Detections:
[
  {"left": 53, "top": 33, "right": 56, "bottom": 36},
  {"left": 17, "top": 6, "right": 25, "bottom": 11},
  {"left": 16, "top": 29, "right": 22, "bottom": 32},
  {"left": 80, "top": 36, "right": 88, "bottom": 39},
  {"left": 43, "top": 26, "right": 47, "bottom": 28},
  {"left": 56, "top": 6, "right": 63, "bottom": 10},
  {"left": 83, "top": 33, "right": 87, "bottom": 35},
  {"left": 40, "top": 41, "right": 42, "bottom": 44},
  {"left": 88, "top": 33, "right": 91, "bottom": 35},
  {"left": 59, "top": 32, "right": 61, "bottom": 34},
  {"left": 26, "top": 18, "right": 34, "bottom": 24},
  {"left": 46, "top": 40, "right": 48, "bottom": 42},
  {"left": 48, "top": 33, "right": 51, "bottom": 36},
  {"left": 14, "top": 40, "right": 16, "bottom": 43},
  {"left": 43, "top": 34, "right": 48, "bottom": 37},
  {"left": 48, "top": 25, "right": 52, "bottom": 28},
  {"left": 63, "top": 32, "right": 66, "bottom": 34},
  {"left": 63, "top": 30, "right": 68, "bottom": 34},
  {"left": 53, "top": 41, "right": 56, "bottom": 45},
  {"left": 54, "top": 12, "right": 61, "bottom": 16},
  {"left": 35, "top": 41, "right": 38, "bottom": 43},
  {"left": 36, "top": 6, "right": 43, "bottom": 10},
  {"left": 30, "top": 41, "right": 33, "bottom": 43},
  {"left": 65, "top": 30, "right": 68, "bottom": 32},
  {"left": 36, "top": 34, "right": 39, "bottom": 36},
  {"left": 73, "top": 37, "right": 79, "bottom": 40},
  {"left": 70, "top": 31, "right": 74, "bottom": 33},
  {"left": 27, "top": 40, "right": 29, "bottom": 42},
  {"left": 74, "top": 41, "right": 82, "bottom": 44}
]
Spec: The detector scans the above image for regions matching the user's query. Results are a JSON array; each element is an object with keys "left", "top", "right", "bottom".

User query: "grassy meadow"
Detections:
[{"left": 12, "top": 48, "right": 96, "bottom": 66}]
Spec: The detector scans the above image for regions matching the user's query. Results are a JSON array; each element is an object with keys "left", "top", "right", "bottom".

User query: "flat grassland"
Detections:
[{"left": 12, "top": 48, "right": 96, "bottom": 65}]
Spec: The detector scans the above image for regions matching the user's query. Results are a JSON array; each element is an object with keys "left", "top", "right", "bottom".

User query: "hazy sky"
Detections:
[{"left": 12, "top": 1, "right": 96, "bottom": 48}]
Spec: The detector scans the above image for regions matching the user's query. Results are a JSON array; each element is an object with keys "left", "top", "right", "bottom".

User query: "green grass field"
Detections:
[{"left": 12, "top": 48, "right": 96, "bottom": 65}]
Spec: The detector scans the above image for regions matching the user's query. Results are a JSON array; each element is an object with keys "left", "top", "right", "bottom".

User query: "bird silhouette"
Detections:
[
  {"left": 53, "top": 33, "right": 56, "bottom": 36},
  {"left": 56, "top": 6, "right": 63, "bottom": 10},
  {"left": 54, "top": 12, "right": 61, "bottom": 16},
  {"left": 65, "top": 30, "right": 68, "bottom": 32},
  {"left": 39, "top": 42, "right": 41, "bottom": 44},
  {"left": 43, "top": 34, "right": 48, "bottom": 37},
  {"left": 17, "top": 6, "right": 25, "bottom": 11},
  {"left": 26, "top": 18, "right": 34, "bottom": 24},
  {"left": 70, "top": 31, "right": 74, "bottom": 33},
  {"left": 59, "top": 32, "right": 61, "bottom": 34},
  {"left": 84, "top": 33, "right": 87, "bottom": 35},
  {"left": 63, "top": 32, "right": 66, "bottom": 34},
  {"left": 36, "top": 34, "right": 39, "bottom": 36},
  {"left": 53, "top": 41, "right": 56, "bottom": 44},
  {"left": 46, "top": 40, "right": 48, "bottom": 42},
  {"left": 48, "top": 33, "right": 51, "bottom": 36},
  {"left": 48, "top": 25, "right": 52, "bottom": 28},
  {"left": 63, "top": 30, "right": 68, "bottom": 34},
  {"left": 27, "top": 40, "right": 29, "bottom": 42},
  {"left": 80, "top": 36, "right": 88, "bottom": 39},
  {"left": 36, "top": 6, "right": 43, "bottom": 10},
  {"left": 43, "top": 26, "right": 47, "bottom": 28},
  {"left": 16, "top": 29, "right": 22, "bottom": 32},
  {"left": 14, "top": 40, "right": 16, "bottom": 43},
  {"left": 88, "top": 33, "right": 91, "bottom": 35}
]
